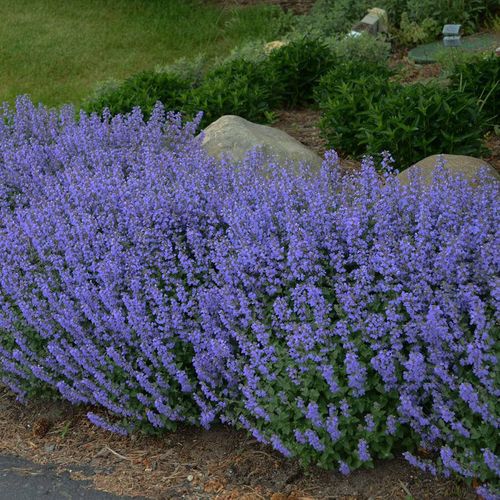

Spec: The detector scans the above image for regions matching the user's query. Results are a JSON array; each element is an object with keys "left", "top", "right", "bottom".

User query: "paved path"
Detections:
[{"left": 0, "top": 455, "right": 141, "bottom": 500}]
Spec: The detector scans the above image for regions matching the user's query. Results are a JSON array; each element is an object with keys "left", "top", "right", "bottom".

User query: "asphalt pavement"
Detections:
[{"left": 0, "top": 455, "right": 141, "bottom": 500}]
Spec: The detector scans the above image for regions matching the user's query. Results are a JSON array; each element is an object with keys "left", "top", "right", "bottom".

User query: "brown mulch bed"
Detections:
[
  {"left": 272, "top": 108, "right": 327, "bottom": 156},
  {"left": 270, "top": 108, "right": 362, "bottom": 173},
  {"left": 0, "top": 386, "right": 476, "bottom": 499}
]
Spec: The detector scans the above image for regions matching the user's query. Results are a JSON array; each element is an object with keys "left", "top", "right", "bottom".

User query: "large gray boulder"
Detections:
[
  {"left": 397, "top": 154, "right": 500, "bottom": 186},
  {"left": 200, "top": 115, "right": 322, "bottom": 169}
]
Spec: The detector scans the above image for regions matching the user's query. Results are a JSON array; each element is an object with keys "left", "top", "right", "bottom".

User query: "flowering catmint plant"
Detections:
[{"left": 0, "top": 97, "right": 498, "bottom": 498}]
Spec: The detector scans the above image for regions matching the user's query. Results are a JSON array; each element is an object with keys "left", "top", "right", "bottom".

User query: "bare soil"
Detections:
[
  {"left": 0, "top": 386, "right": 476, "bottom": 500},
  {"left": 271, "top": 108, "right": 363, "bottom": 172}
]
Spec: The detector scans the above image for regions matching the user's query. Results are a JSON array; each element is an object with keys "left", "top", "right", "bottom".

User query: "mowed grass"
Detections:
[{"left": 0, "top": 0, "right": 287, "bottom": 107}]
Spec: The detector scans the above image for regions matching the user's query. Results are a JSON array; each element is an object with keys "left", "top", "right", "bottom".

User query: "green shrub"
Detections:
[
  {"left": 154, "top": 54, "right": 209, "bottom": 87},
  {"left": 360, "top": 82, "right": 488, "bottom": 166},
  {"left": 84, "top": 71, "right": 191, "bottom": 119},
  {"left": 434, "top": 48, "right": 488, "bottom": 73},
  {"left": 182, "top": 58, "right": 280, "bottom": 127},
  {"left": 316, "top": 62, "right": 393, "bottom": 157},
  {"left": 317, "top": 64, "right": 489, "bottom": 168},
  {"left": 183, "top": 37, "right": 336, "bottom": 125},
  {"left": 449, "top": 53, "right": 499, "bottom": 127},
  {"left": 325, "top": 33, "right": 391, "bottom": 66},
  {"left": 396, "top": 12, "right": 440, "bottom": 46},
  {"left": 393, "top": 0, "right": 499, "bottom": 46},
  {"left": 83, "top": 36, "right": 336, "bottom": 127},
  {"left": 266, "top": 37, "right": 336, "bottom": 106},
  {"left": 222, "top": 39, "right": 271, "bottom": 65}
]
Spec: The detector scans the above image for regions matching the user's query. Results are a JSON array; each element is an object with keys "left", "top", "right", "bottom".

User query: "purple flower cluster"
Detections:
[{"left": 0, "top": 97, "right": 498, "bottom": 496}]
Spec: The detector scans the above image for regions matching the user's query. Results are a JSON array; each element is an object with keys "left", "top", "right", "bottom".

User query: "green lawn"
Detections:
[{"left": 0, "top": 0, "right": 286, "bottom": 107}]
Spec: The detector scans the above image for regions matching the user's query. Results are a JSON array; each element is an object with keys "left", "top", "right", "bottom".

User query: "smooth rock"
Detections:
[
  {"left": 200, "top": 115, "right": 322, "bottom": 169},
  {"left": 397, "top": 154, "right": 500, "bottom": 186}
]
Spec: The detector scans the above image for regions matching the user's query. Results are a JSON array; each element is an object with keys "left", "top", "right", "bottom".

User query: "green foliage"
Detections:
[
  {"left": 360, "top": 82, "right": 488, "bottom": 166},
  {"left": 84, "top": 71, "right": 191, "bottom": 118},
  {"left": 295, "top": 0, "right": 498, "bottom": 46},
  {"left": 294, "top": 0, "right": 373, "bottom": 38},
  {"left": 296, "top": 0, "right": 402, "bottom": 38},
  {"left": 434, "top": 47, "right": 489, "bottom": 73},
  {"left": 325, "top": 33, "right": 391, "bottom": 66},
  {"left": 405, "top": 0, "right": 499, "bottom": 34},
  {"left": 266, "top": 37, "right": 336, "bottom": 106},
  {"left": 316, "top": 62, "right": 393, "bottom": 157},
  {"left": 83, "top": 37, "right": 336, "bottom": 127},
  {"left": 317, "top": 63, "right": 489, "bottom": 168},
  {"left": 182, "top": 58, "right": 279, "bottom": 128},
  {"left": 222, "top": 39, "right": 271, "bottom": 64},
  {"left": 397, "top": 12, "right": 440, "bottom": 46},
  {"left": 182, "top": 37, "right": 336, "bottom": 125},
  {"left": 154, "top": 54, "right": 209, "bottom": 86},
  {"left": 449, "top": 53, "right": 499, "bottom": 127}
]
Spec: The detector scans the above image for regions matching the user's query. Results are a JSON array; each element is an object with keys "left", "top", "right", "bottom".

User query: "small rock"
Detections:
[
  {"left": 397, "top": 154, "right": 500, "bottom": 186},
  {"left": 187, "top": 474, "right": 194, "bottom": 482},
  {"left": 200, "top": 115, "right": 322, "bottom": 170},
  {"left": 43, "top": 444, "right": 56, "bottom": 453}
]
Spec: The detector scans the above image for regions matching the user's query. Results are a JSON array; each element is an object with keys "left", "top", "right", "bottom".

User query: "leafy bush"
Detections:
[
  {"left": 434, "top": 47, "right": 488, "bottom": 73},
  {"left": 325, "top": 32, "right": 391, "bottom": 66},
  {"left": 361, "top": 82, "right": 488, "bottom": 165},
  {"left": 222, "top": 39, "right": 271, "bottom": 64},
  {"left": 315, "top": 73, "right": 391, "bottom": 157},
  {"left": 185, "top": 37, "right": 336, "bottom": 123},
  {"left": 449, "top": 53, "right": 499, "bottom": 127},
  {"left": 315, "top": 61, "right": 392, "bottom": 157},
  {"left": 397, "top": 12, "right": 440, "bottom": 46},
  {"left": 84, "top": 70, "right": 191, "bottom": 119},
  {"left": 154, "top": 54, "right": 209, "bottom": 86},
  {"left": 83, "top": 37, "right": 335, "bottom": 126},
  {"left": 266, "top": 37, "right": 336, "bottom": 106},
  {"left": 317, "top": 65, "right": 489, "bottom": 167},
  {"left": 1, "top": 97, "right": 499, "bottom": 499},
  {"left": 182, "top": 58, "right": 280, "bottom": 127}
]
